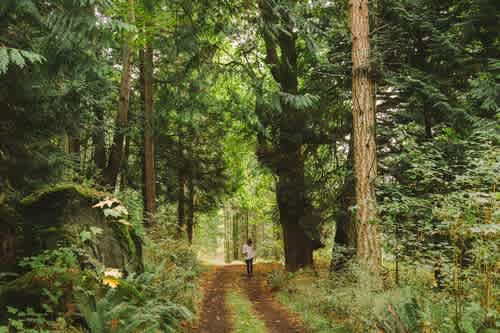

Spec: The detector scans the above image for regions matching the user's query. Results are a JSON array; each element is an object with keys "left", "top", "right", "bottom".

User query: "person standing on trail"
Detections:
[{"left": 242, "top": 239, "right": 255, "bottom": 276}]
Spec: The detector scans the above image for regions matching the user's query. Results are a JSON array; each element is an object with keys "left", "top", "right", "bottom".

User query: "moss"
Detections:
[
  {"left": 18, "top": 183, "right": 143, "bottom": 273},
  {"left": 111, "top": 222, "right": 143, "bottom": 272},
  {"left": 20, "top": 183, "right": 108, "bottom": 207}
]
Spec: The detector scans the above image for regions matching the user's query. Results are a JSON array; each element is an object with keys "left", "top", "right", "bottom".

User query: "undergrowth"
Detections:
[
  {"left": 0, "top": 201, "right": 202, "bottom": 333},
  {"left": 273, "top": 263, "right": 499, "bottom": 333}
]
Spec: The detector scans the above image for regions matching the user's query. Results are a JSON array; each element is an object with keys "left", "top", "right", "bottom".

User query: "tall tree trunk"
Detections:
[
  {"left": 245, "top": 209, "right": 249, "bottom": 241},
  {"left": 350, "top": 0, "right": 381, "bottom": 270},
  {"left": 423, "top": 102, "right": 433, "bottom": 139},
  {"left": 120, "top": 134, "right": 131, "bottom": 191},
  {"left": 177, "top": 172, "right": 186, "bottom": 237},
  {"left": 105, "top": 0, "right": 135, "bottom": 187},
  {"left": 68, "top": 135, "right": 81, "bottom": 165},
  {"left": 277, "top": 146, "right": 317, "bottom": 271},
  {"left": 274, "top": 223, "right": 281, "bottom": 261},
  {"left": 143, "top": 32, "right": 156, "bottom": 225},
  {"left": 331, "top": 141, "right": 357, "bottom": 271},
  {"left": 251, "top": 222, "right": 257, "bottom": 251},
  {"left": 186, "top": 175, "right": 194, "bottom": 244},
  {"left": 258, "top": 0, "right": 320, "bottom": 272},
  {"left": 232, "top": 209, "right": 239, "bottom": 260},
  {"left": 224, "top": 204, "right": 232, "bottom": 263},
  {"left": 93, "top": 107, "right": 107, "bottom": 174}
]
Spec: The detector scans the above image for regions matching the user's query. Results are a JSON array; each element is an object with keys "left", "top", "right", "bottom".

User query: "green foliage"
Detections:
[
  {"left": 280, "top": 261, "right": 499, "bottom": 333},
  {"left": 76, "top": 282, "right": 191, "bottom": 333},
  {"left": 0, "top": 0, "right": 498, "bottom": 331},
  {"left": 267, "top": 268, "right": 294, "bottom": 292},
  {"left": 0, "top": 47, "right": 45, "bottom": 75},
  {"left": 18, "top": 248, "right": 78, "bottom": 273},
  {"left": 73, "top": 235, "right": 201, "bottom": 332},
  {"left": 0, "top": 248, "right": 81, "bottom": 332},
  {"left": 117, "top": 189, "right": 144, "bottom": 236}
]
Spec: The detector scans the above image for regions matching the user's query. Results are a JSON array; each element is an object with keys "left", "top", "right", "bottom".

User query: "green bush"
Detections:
[{"left": 267, "top": 268, "right": 294, "bottom": 292}]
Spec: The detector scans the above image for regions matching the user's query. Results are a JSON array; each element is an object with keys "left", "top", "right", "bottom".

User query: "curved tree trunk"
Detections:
[
  {"left": 105, "top": 0, "right": 135, "bottom": 187},
  {"left": 257, "top": 0, "right": 321, "bottom": 272},
  {"left": 350, "top": 0, "right": 381, "bottom": 270}
]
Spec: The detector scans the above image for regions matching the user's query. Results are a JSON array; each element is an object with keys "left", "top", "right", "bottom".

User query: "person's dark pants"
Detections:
[{"left": 245, "top": 258, "right": 253, "bottom": 275}]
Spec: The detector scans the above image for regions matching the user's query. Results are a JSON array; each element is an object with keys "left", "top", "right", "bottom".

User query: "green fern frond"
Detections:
[
  {"left": 0, "top": 47, "right": 45, "bottom": 75},
  {"left": 8, "top": 49, "right": 26, "bottom": 69},
  {"left": 279, "top": 92, "right": 320, "bottom": 110},
  {"left": 0, "top": 48, "right": 8, "bottom": 74}
]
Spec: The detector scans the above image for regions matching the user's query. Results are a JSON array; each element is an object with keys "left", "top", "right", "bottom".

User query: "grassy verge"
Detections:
[
  {"left": 227, "top": 290, "right": 268, "bottom": 333},
  {"left": 276, "top": 272, "right": 349, "bottom": 333}
]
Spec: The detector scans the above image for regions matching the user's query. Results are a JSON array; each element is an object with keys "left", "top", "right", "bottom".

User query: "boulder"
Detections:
[{"left": 19, "top": 184, "right": 143, "bottom": 273}]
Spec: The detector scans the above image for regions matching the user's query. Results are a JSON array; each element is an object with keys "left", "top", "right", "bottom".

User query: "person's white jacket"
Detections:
[{"left": 242, "top": 244, "right": 255, "bottom": 260}]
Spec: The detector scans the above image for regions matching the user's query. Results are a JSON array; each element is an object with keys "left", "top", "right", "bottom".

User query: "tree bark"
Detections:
[
  {"left": 232, "top": 209, "right": 239, "bottom": 260},
  {"left": 258, "top": 0, "right": 320, "bottom": 272},
  {"left": 105, "top": 0, "right": 135, "bottom": 187},
  {"left": 331, "top": 141, "right": 357, "bottom": 271},
  {"left": 143, "top": 32, "right": 156, "bottom": 225},
  {"left": 186, "top": 175, "right": 194, "bottom": 244},
  {"left": 224, "top": 204, "right": 232, "bottom": 263},
  {"left": 350, "top": 0, "right": 382, "bottom": 270},
  {"left": 68, "top": 134, "right": 81, "bottom": 164},
  {"left": 251, "top": 222, "right": 257, "bottom": 250},
  {"left": 177, "top": 172, "right": 186, "bottom": 237},
  {"left": 93, "top": 107, "right": 107, "bottom": 173},
  {"left": 120, "top": 134, "right": 131, "bottom": 191}
]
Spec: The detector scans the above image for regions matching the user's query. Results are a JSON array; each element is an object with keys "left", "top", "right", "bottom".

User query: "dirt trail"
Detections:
[
  {"left": 191, "top": 263, "right": 306, "bottom": 333},
  {"left": 191, "top": 266, "right": 234, "bottom": 333}
]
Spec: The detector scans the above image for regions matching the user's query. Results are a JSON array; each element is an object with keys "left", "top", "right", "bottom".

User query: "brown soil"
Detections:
[
  {"left": 191, "top": 263, "right": 306, "bottom": 333},
  {"left": 191, "top": 266, "right": 234, "bottom": 333},
  {"left": 240, "top": 264, "right": 306, "bottom": 333}
]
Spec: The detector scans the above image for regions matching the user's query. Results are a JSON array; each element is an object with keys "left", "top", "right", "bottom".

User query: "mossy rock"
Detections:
[
  {"left": 0, "top": 268, "right": 78, "bottom": 320},
  {"left": 0, "top": 201, "right": 21, "bottom": 272},
  {"left": 19, "top": 184, "right": 143, "bottom": 273}
]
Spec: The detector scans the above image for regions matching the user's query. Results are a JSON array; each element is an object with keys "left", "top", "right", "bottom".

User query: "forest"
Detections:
[{"left": 0, "top": 0, "right": 498, "bottom": 332}]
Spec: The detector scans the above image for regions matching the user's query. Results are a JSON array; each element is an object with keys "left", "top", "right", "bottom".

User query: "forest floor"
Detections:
[{"left": 190, "top": 263, "right": 306, "bottom": 333}]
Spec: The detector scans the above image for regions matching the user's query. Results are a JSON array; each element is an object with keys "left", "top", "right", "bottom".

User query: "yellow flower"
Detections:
[
  {"left": 102, "top": 276, "right": 119, "bottom": 288},
  {"left": 102, "top": 268, "right": 123, "bottom": 288}
]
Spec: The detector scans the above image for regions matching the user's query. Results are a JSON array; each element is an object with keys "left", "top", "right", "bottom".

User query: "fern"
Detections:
[
  {"left": 76, "top": 267, "right": 193, "bottom": 333},
  {"left": 0, "top": 48, "right": 8, "bottom": 74},
  {"left": 0, "top": 47, "right": 45, "bottom": 75},
  {"left": 8, "top": 49, "right": 25, "bottom": 68},
  {"left": 279, "top": 92, "right": 320, "bottom": 110}
]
